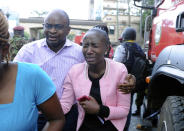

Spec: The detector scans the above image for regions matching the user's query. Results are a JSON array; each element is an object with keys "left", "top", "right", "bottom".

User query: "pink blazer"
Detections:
[{"left": 60, "top": 58, "right": 130, "bottom": 131}]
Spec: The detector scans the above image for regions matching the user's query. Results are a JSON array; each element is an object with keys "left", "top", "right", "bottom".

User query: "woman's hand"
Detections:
[
  {"left": 79, "top": 96, "right": 100, "bottom": 114},
  {"left": 118, "top": 74, "right": 136, "bottom": 94}
]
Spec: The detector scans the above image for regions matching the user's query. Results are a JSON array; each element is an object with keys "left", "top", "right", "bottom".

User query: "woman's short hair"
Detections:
[
  {"left": 0, "top": 11, "right": 9, "bottom": 43},
  {"left": 93, "top": 24, "right": 109, "bottom": 35}
]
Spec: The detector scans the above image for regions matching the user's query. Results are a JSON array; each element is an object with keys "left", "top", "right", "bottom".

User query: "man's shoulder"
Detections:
[
  {"left": 23, "top": 39, "right": 46, "bottom": 49},
  {"left": 66, "top": 39, "right": 82, "bottom": 50},
  {"left": 115, "top": 44, "right": 125, "bottom": 50},
  {"left": 125, "top": 42, "right": 143, "bottom": 52}
]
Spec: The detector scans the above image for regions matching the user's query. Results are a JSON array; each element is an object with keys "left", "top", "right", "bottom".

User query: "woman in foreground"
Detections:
[{"left": 0, "top": 11, "right": 65, "bottom": 131}]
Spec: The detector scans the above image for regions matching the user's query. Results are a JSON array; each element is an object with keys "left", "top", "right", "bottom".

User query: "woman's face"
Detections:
[{"left": 82, "top": 31, "right": 107, "bottom": 66}]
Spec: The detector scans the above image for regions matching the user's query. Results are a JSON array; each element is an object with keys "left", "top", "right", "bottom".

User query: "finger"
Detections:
[
  {"left": 127, "top": 74, "right": 132, "bottom": 79},
  {"left": 128, "top": 74, "right": 136, "bottom": 83},
  {"left": 118, "top": 87, "right": 130, "bottom": 90},
  {"left": 121, "top": 91, "right": 131, "bottom": 94},
  {"left": 118, "top": 87, "right": 129, "bottom": 92},
  {"left": 118, "top": 88, "right": 131, "bottom": 93},
  {"left": 118, "top": 83, "right": 131, "bottom": 87},
  {"left": 88, "top": 96, "right": 97, "bottom": 103},
  {"left": 125, "top": 74, "right": 130, "bottom": 81},
  {"left": 131, "top": 75, "right": 136, "bottom": 82},
  {"left": 126, "top": 74, "right": 133, "bottom": 81},
  {"left": 119, "top": 84, "right": 134, "bottom": 88},
  {"left": 118, "top": 89, "right": 129, "bottom": 94},
  {"left": 79, "top": 101, "right": 86, "bottom": 105},
  {"left": 88, "top": 96, "right": 94, "bottom": 100},
  {"left": 118, "top": 88, "right": 128, "bottom": 92}
]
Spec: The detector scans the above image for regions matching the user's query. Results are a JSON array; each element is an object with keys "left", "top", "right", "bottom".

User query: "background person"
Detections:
[
  {"left": 113, "top": 27, "right": 146, "bottom": 131},
  {"left": 0, "top": 11, "right": 65, "bottom": 131},
  {"left": 61, "top": 28, "right": 130, "bottom": 131}
]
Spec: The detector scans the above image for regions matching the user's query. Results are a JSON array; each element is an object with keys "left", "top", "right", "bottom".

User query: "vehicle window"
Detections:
[{"left": 155, "top": 0, "right": 164, "bottom": 7}]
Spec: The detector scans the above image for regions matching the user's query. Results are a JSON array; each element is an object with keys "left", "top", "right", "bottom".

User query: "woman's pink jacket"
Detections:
[{"left": 60, "top": 58, "right": 130, "bottom": 131}]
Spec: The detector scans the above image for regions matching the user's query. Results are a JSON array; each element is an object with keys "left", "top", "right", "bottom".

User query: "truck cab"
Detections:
[
  {"left": 149, "top": 0, "right": 184, "bottom": 62},
  {"left": 134, "top": 0, "right": 184, "bottom": 130}
]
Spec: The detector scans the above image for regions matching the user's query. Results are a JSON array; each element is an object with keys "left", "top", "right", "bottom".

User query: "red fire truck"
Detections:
[{"left": 134, "top": 0, "right": 184, "bottom": 130}]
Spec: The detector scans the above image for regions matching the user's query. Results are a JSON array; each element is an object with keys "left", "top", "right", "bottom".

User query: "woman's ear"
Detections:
[{"left": 104, "top": 46, "right": 109, "bottom": 56}]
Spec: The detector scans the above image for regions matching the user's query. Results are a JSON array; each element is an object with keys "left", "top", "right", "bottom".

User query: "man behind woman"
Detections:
[{"left": 60, "top": 28, "right": 130, "bottom": 131}]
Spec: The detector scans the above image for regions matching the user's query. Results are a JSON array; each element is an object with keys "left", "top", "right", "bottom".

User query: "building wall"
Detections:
[
  {"left": 103, "top": 15, "right": 142, "bottom": 46},
  {"left": 102, "top": 0, "right": 143, "bottom": 46}
]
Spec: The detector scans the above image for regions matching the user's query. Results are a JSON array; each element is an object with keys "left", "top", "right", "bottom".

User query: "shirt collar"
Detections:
[
  {"left": 41, "top": 38, "right": 73, "bottom": 48},
  {"left": 84, "top": 58, "right": 109, "bottom": 79}
]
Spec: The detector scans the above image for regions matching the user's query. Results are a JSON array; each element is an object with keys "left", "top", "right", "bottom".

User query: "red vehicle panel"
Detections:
[{"left": 148, "top": 0, "right": 184, "bottom": 62}]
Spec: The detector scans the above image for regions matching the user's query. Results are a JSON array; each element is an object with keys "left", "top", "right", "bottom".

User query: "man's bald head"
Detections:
[
  {"left": 43, "top": 9, "right": 71, "bottom": 52},
  {"left": 44, "top": 9, "right": 70, "bottom": 26}
]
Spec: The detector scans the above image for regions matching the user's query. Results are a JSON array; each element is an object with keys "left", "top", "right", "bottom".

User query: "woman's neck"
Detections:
[
  {"left": 0, "top": 63, "right": 9, "bottom": 82},
  {"left": 88, "top": 59, "right": 106, "bottom": 79}
]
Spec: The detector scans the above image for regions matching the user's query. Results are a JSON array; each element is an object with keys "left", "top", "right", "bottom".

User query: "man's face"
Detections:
[{"left": 44, "top": 13, "right": 70, "bottom": 48}]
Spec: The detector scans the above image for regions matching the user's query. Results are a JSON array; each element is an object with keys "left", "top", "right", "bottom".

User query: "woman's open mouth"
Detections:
[{"left": 85, "top": 57, "right": 96, "bottom": 62}]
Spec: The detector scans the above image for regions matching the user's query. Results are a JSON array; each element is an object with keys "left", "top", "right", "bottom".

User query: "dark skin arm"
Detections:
[
  {"left": 118, "top": 74, "right": 136, "bottom": 94},
  {"left": 37, "top": 93, "right": 65, "bottom": 131}
]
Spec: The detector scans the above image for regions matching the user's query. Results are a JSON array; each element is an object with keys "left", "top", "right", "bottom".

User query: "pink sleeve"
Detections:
[
  {"left": 60, "top": 73, "right": 75, "bottom": 114},
  {"left": 106, "top": 65, "right": 130, "bottom": 120}
]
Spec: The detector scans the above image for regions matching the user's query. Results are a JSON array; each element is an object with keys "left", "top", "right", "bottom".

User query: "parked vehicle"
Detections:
[
  {"left": 134, "top": 0, "right": 184, "bottom": 130},
  {"left": 74, "top": 32, "right": 85, "bottom": 45}
]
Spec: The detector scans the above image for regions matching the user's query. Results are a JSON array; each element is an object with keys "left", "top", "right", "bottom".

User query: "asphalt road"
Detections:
[{"left": 128, "top": 94, "right": 157, "bottom": 131}]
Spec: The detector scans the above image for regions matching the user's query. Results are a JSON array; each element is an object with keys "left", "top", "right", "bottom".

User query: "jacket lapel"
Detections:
[
  {"left": 83, "top": 59, "right": 110, "bottom": 104},
  {"left": 82, "top": 63, "right": 92, "bottom": 96},
  {"left": 99, "top": 59, "right": 110, "bottom": 105}
]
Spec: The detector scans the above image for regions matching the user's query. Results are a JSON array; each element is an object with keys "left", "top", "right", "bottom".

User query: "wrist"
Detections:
[{"left": 98, "top": 105, "right": 110, "bottom": 118}]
